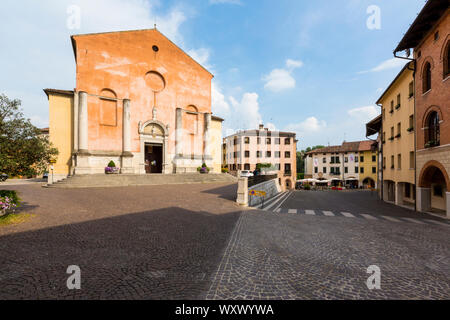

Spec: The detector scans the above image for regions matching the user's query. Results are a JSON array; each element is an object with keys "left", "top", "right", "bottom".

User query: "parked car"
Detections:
[
  {"left": 240, "top": 170, "right": 254, "bottom": 178},
  {"left": 0, "top": 174, "right": 8, "bottom": 182}
]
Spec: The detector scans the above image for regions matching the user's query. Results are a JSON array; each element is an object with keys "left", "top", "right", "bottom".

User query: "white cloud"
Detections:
[
  {"left": 263, "top": 59, "right": 303, "bottom": 92},
  {"left": 263, "top": 69, "right": 296, "bottom": 92},
  {"left": 347, "top": 106, "right": 379, "bottom": 122},
  {"left": 187, "top": 48, "right": 210, "bottom": 66},
  {"left": 286, "top": 59, "right": 304, "bottom": 69},
  {"left": 211, "top": 82, "right": 230, "bottom": 115},
  {"left": 209, "top": 0, "right": 243, "bottom": 5},
  {"left": 285, "top": 117, "right": 327, "bottom": 133},
  {"left": 212, "top": 81, "right": 262, "bottom": 134},
  {"left": 358, "top": 58, "right": 407, "bottom": 74}
]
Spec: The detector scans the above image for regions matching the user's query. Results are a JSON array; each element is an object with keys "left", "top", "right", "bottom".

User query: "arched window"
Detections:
[
  {"left": 425, "top": 111, "right": 440, "bottom": 148},
  {"left": 99, "top": 89, "right": 117, "bottom": 126},
  {"left": 423, "top": 62, "right": 431, "bottom": 93},
  {"left": 444, "top": 41, "right": 450, "bottom": 78}
]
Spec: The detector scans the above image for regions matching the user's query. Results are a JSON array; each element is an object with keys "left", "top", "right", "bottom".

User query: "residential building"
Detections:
[
  {"left": 306, "top": 141, "right": 376, "bottom": 188},
  {"left": 358, "top": 140, "right": 378, "bottom": 189},
  {"left": 394, "top": 0, "right": 449, "bottom": 216},
  {"left": 223, "top": 124, "right": 297, "bottom": 190},
  {"left": 375, "top": 62, "right": 416, "bottom": 207},
  {"left": 44, "top": 28, "right": 222, "bottom": 182},
  {"left": 366, "top": 115, "right": 383, "bottom": 198},
  {"left": 304, "top": 154, "right": 313, "bottom": 178}
]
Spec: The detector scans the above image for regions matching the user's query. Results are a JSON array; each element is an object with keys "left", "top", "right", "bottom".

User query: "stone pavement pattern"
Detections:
[
  {"left": 206, "top": 210, "right": 450, "bottom": 299},
  {"left": 0, "top": 183, "right": 240, "bottom": 299},
  {"left": 0, "top": 186, "right": 449, "bottom": 299}
]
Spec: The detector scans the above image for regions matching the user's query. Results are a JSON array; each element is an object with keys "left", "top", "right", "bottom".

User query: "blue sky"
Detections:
[{"left": 0, "top": 0, "right": 425, "bottom": 150}]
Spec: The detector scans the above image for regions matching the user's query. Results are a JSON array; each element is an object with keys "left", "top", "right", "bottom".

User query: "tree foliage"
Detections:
[
  {"left": 0, "top": 94, "right": 58, "bottom": 177},
  {"left": 296, "top": 145, "right": 325, "bottom": 173}
]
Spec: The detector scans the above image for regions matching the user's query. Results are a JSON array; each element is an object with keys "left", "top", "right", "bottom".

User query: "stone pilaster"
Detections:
[
  {"left": 74, "top": 91, "right": 90, "bottom": 175},
  {"left": 395, "top": 182, "right": 404, "bottom": 205},
  {"left": 417, "top": 187, "right": 431, "bottom": 212},
  {"left": 203, "top": 113, "right": 213, "bottom": 166},
  {"left": 78, "top": 91, "right": 88, "bottom": 153},
  {"left": 175, "top": 108, "right": 183, "bottom": 156},
  {"left": 121, "top": 99, "right": 134, "bottom": 174}
]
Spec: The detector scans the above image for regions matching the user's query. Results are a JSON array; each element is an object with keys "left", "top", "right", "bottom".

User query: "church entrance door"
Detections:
[{"left": 145, "top": 143, "right": 163, "bottom": 174}]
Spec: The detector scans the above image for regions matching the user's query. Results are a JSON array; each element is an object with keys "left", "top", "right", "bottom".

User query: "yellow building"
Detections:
[
  {"left": 210, "top": 116, "right": 224, "bottom": 173},
  {"left": 376, "top": 62, "right": 416, "bottom": 206},
  {"left": 44, "top": 89, "right": 74, "bottom": 182},
  {"left": 358, "top": 141, "right": 378, "bottom": 189}
]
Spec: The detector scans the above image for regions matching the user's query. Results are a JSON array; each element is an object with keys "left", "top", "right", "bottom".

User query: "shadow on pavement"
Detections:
[
  {"left": 0, "top": 207, "right": 240, "bottom": 300},
  {"left": 202, "top": 183, "right": 237, "bottom": 201}
]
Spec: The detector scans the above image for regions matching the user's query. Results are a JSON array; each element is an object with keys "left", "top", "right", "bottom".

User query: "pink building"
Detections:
[{"left": 224, "top": 124, "right": 297, "bottom": 190}]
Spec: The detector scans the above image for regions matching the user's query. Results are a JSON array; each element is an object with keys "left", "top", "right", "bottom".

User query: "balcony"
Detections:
[
  {"left": 425, "top": 140, "right": 440, "bottom": 149},
  {"left": 284, "top": 171, "right": 292, "bottom": 176}
]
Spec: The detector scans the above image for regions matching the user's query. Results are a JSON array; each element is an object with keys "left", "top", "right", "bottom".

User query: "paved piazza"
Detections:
[{"left": 0, "top": 185, "right": 449, "bottom": 299}]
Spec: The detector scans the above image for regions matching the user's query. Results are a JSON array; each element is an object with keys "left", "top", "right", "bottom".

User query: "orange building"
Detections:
[
  {"left": 46, "top": 28, "right": 218, "bottom": 178},
  {"left": 394, "top": 1, "right": 449, "bottom": 216}
]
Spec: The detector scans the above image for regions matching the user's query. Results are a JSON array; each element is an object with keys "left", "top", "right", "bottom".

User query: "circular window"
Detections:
[
  {"left": 152, "top": 45, "right": 159, "bottom": 52},
  {"left": 145, "top": 71, "right": 166, "bottom": 93}
]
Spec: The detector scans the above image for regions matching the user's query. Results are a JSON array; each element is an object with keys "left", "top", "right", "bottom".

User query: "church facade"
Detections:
[{"left": 45, "top": 29, "right": 223, "bottom": 181}]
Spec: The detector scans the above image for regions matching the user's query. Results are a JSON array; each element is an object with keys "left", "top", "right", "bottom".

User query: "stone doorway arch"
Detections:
[
  {"left": 417, "top": 160, "right": 449, "bottom": 216},
  {"left": 139, "top": 120, "right": 170, "bottom": 174}
]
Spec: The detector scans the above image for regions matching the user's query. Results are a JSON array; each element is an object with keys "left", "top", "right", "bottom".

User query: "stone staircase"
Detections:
[{"left": 46, "top": 173, "right": 238, "bottom": 189}]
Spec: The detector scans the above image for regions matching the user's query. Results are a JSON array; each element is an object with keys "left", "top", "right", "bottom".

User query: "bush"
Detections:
[
  {"left": 304, "top": 184, "right": 311, "bottom": 190},
  {"left": 222, "top": 168, "right": 229, "bottom": 173},
  {"left": 0, "top": 190, "right": 20, "bottom": 216},
  {"left": 297, "top": 173, "right": 304, "bottom": 180},
  {"left": 107, "top": 161, "right": 116, "bottom": 168},
  {"left": 0, "top": 190, "right": 20, "bottom": 205}
]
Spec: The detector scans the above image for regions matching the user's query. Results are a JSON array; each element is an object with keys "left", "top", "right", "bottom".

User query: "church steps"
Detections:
[{"left": 47, "top": 174, "right": 237, "bottom": 188}]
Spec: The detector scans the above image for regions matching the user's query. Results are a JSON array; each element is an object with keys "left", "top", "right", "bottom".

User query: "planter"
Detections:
[{"left": 105, "top": 167, "right": 120, "bottom": 174}]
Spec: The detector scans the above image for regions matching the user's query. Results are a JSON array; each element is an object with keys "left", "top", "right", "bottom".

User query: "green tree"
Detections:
[
  {"left": 297, "top": 145, "right": 325, "bottom": 174},
  {"left": 0, "top": 94, "right": 58, "bottom": 177}
]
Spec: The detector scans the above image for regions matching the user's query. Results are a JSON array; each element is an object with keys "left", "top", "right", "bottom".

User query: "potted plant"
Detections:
[
  {"left": 198, "top": 163, "right": 210, "bottom": 174},
  {"left": 105, "top": 161, "right": 120, "bottom": 174}
]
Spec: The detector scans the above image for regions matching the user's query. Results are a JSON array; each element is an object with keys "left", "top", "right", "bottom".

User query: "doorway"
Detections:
[{"left": 145, "top": 144, "right": 163, "bottom": 174}]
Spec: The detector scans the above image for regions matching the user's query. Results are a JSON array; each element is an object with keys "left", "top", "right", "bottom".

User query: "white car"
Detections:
[{"left": 240, "top": 170, "right": 254, "bottom": 178}]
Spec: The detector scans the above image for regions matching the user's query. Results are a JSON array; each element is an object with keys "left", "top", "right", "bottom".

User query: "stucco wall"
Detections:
[
  {"left": 359, "top": 150, "right": 378, "bottom": 187},
  {"left": 72, "top": 29, "right": 213, "bottom": 157},
  {"left": 379, "top": 66, "right": 415, "bottom": 185},
  {"left": 210, "top": 119, "right": 223, "bottom": 173},
  {"left": 48, "top": 93, "right": 74, "bottom": 178}
]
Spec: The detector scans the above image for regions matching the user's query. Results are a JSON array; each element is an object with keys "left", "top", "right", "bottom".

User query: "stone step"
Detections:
[{"left": 48, "top": 173, "right": 237, "bottom": 188}]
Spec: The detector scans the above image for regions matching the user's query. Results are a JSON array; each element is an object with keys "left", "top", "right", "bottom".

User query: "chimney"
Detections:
[{"left": 259, "top": 124, "right": 264, "bottom": 130}]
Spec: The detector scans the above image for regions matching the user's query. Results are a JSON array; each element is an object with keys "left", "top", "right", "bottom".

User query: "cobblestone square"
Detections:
[{"left": 0, "top": 186, "right": 448, "bottom": 299}]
